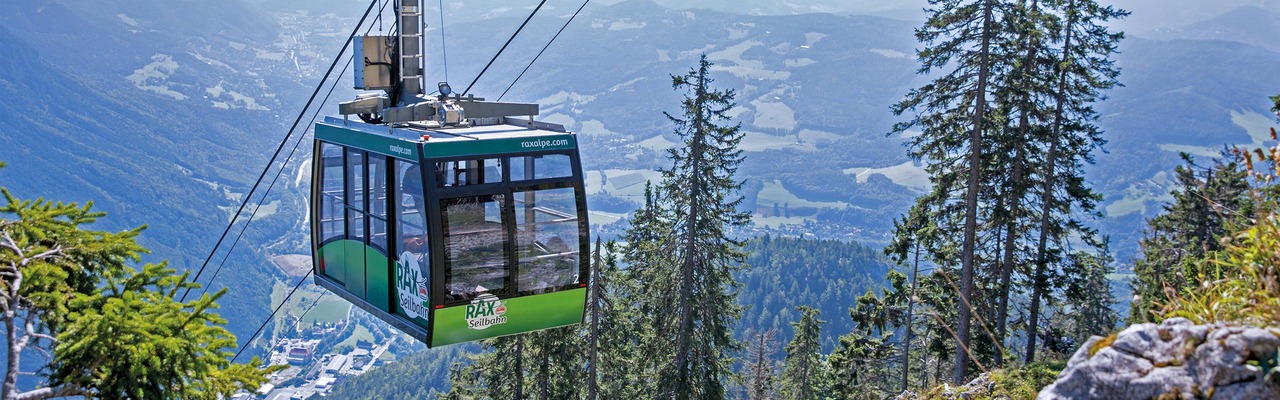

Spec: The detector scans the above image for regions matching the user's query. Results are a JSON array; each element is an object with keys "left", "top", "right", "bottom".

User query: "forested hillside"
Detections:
[{"left": 737, "top": 236, "right": 891, "bottom": 351}]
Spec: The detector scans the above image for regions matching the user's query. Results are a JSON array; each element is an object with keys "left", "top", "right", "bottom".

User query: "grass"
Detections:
[
  {"left": 337, "top": 325, "right": 374, "bottom": 350},
  {"left": 268, "top": 282, "right": 351, "bottom": 335},
  {"left": 300, "top": 298, "right": 351, "bottom": 330},
  {"left": 842, "top": 161, "right": 930, "bottom": 189},
  {"left": 756, "top": 180, "right": 849, "bottom": 210}
]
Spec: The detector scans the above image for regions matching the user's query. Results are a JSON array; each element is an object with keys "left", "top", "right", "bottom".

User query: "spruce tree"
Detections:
[
  {"left": 1061, "top": 240, "right": 1118, "bottom": 344},
  {"left": 1129, "top": 155, "right": 1251, "bottom": 322},
  {"left": 890, "top": 0, "right": 1007, "bottom": 382},
  {"left": 641, "top": 54, "right": 749, "bottom": 399},
  {"left": 779, "top": 307, "right": 824, "bottom": 400},
  {"left": 618, "top": 182, "right": 669, "bottom": 398},
  {"left": 742, "top": 329, "right": 779, "bottom": 400},
  {"left": 0, "top": 164, "right": 273, "bottom": 399},
  {"left": 1023, "top": 0, "right": 1124, "bottom": 363}
]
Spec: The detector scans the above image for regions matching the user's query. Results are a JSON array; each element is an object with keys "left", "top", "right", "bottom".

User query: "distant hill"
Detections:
[
  {"left": 1156, "top": 5, "right": 1280, "bottom": 52},
  {"left": 2, "top": 0, "right": 1278, "bottom": 367},
  {"left": 0, "top": 0, "right": 324, "bottom": 347}
]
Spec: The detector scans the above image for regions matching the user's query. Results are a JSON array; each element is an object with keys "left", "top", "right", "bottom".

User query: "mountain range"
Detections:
[{"left": 1, "top": 0, "right": 1277, "bottom": 361}]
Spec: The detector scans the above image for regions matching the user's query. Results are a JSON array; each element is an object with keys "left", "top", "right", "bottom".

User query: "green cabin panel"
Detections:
[
  {"left": 319, "top": 241, "right": 347, "bottom": 284},
  {"left": 343, "top": 241, "right": 367, "bottom": 298},
  {"left": 431, "top": 288, "right": 587, "bottom": 347},
  {"left": 365, "top": 248, "right": 390, "bottom": 311}
]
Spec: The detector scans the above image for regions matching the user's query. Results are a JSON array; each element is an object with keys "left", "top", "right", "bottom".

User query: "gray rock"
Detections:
[{"left": 1038, "top": 319, "right": 1280, "bottom": 400}]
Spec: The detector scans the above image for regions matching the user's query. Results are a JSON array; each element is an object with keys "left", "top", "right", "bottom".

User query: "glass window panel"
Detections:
[
  {"left": 367, "top": 155, "right": 389, "bottom": 251},
  {"left": 513, "top": 187, "right": 580, "bottom": 293},
  {"left": 442, "top": 194, "right": 508, "bottom": 300},
  {"left": 369, "top": 156, "right": 388, "bottom": 218},
  {"left": 348, "top": 210, "right": 366, "bottom": 242},
  {"left": 319, "top": 143, "right": 345, "bottom": 243},
  {"left": 436, "top": 159, "right": 503, "bottom": 187},
  {"left": 347, "top": 150, "right": 366, "bottom": 211},
  {"left": 510, "top": 154, "right": 572, "bottom": 181},
  {"left": 370, "top": 216, "right": 388, "bottom": 252}
]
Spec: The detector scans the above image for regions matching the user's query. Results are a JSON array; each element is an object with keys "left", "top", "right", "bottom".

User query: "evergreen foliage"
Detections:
[
  {"left": 741, "top": 329, "right": 779, "bottom": 400},
  {"left": 1128, "top": 154, "right": 1252, "bottom": 323},
  {"left": 889, "top": 0, "right": 1125, "bottom": 380},
  {"left": 1149, "top": 101, "right": 1280, "bottom": 325},
  {"left": 0, "top": 164, "right": 273, "bottom": 400},
  {"left": 738, "top": 235, "right": 891, "bottom": 351},
  {"left": 778, "top": 307, "right": 824, "bottom": 400},
  {"left": 642, "top": 54, "right": 750, "bottom": 399}
]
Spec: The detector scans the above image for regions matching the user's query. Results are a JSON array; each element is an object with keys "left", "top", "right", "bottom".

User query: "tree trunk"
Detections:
[
  {"left": 4, "top": 272, "right": 22, "bottom": 400},
  {"left": 587, "top": 240, "right": 603, "bottom": 400},
  {"left": 998, "top": 0, "right": 1037, "bottom": 355},
  {"left": 903, "top": 241, "right": 920, "bottom": 391},
  {"left": 955, "top": 0, "right": 996, "bottom": 384},
  {"left": 1026, "top": 0, "right": 1076, "bottom": 364},
  {"left": 672, "top": 66, "right": 708, "bottom": 399},
  {"left": 513, "top": 336, "right": 524, "bottom": 400}
]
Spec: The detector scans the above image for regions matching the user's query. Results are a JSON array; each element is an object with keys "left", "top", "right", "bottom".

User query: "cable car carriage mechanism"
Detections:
[{"left": 310, "top": 0, "right": 589, "bottom": 347}]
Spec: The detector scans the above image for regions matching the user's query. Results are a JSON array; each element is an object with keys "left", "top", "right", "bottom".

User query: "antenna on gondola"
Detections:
[{"left": 339, "top": 0, "right": 543, "bottom": 129}]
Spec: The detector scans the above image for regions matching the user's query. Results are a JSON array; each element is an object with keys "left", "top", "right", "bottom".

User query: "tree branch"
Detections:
[{"left": 13, "top": 384, "right": 91, "bottom": 400}]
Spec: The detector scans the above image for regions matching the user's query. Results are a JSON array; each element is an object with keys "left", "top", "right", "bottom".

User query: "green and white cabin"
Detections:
[
  {"left": 311, "top": 116, "right": 589, "bottom": 347},
  {"left": 311, "top": 0, "right": 590, "bottom": 346}
]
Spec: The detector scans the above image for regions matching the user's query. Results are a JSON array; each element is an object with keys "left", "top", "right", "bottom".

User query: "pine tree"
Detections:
[
  {"left": 890, "top": 0, "right": 1007, "bottom": 382},
  {"left": 0, "top": 165, "right": 274, "bottom": 399},
  {"left": 1129, "top": 154, "right": 1252, "bottom": 322},
  {"left": 641, "top": 54, "right": 749, "bottom": 399},
  {"left": 1023, "top": 0, "right": 1124, "bottom": 363},
  {"left": 742, "top": 329, "right": 779, "bottom": 400},
  {"left": 779, "top": 307, "right": 824, "bottom": 400}
]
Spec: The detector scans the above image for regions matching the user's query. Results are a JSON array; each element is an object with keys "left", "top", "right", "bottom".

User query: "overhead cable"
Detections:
[
  {"left": 461, "top": 0, "right": 549, "bottom": 96},
  {"left": 180, "top": 0, "right": 380, "bottom": 301},
  {"left": 500, "top": 0, "right": 592, "bottom": 101}
]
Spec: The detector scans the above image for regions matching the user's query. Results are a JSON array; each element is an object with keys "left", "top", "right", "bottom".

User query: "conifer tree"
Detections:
[
  {"left": 890, "top": 0, "right": 1007, "bottom": 382},
  {"left": 779, "top": 307, "right": 824, "bottom": 400},
  {"left": 0, "top": 164, "right": 273, "bottom": 399},
  {"left": 1061, "top": 240, "right": 1118, "bottom": 344},
  {"left": 640, "top": 54, "right": 749, "bottom": 399},
  {"left": 618, "top": 182, "right": 669, "bottom": 398},
  {"left": 1023, "top": 0, "right": 1124, "bottom": 363},
  {"left": 743, "top": 329, "right": 779, "bottom": 400},
  {"left": 1129, "top": 155, "right": 1251, "bottom": 322}
]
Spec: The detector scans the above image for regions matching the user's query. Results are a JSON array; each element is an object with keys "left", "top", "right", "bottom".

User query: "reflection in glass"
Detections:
[
  {"left": 510, "top": 154, "right": 572, "bottom": 181},
  {"left": 319, "top": 143, "right": 345, "bottom": 243},
  {"left": 442, "top": 194, "right": 508, "bottom": 299},
  {"left": 514, "top": 187, "right": 580, "bottom": 293}
]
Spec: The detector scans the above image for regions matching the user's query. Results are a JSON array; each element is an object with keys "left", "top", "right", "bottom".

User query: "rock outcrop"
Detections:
[{"left": 1038, "top": 318, "right": 1280, "bottom": 399}]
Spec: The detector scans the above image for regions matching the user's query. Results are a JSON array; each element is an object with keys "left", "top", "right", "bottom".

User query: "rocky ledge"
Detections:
[{"left": 1038, "top": 318, "right": 1280, "bottom": 399}]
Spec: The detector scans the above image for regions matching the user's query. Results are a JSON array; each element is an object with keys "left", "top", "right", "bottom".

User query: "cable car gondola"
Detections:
[{"left": 309, "top": 0, "right": 589, "bottom": 347}]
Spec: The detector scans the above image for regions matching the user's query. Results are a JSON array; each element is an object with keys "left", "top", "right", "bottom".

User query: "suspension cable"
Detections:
[
  {"left": 192, "top": 54, "right": 352, "bottom": 301},
  {"left": 233, "top": 270, "right": 313, "bottom": 363},
  {"left": 180, "top": 0, "right": 379, "bottom": 301},
  {"left": 461, "top": 0, "right": 548, "bottom": 96},
  {"left": 439, "top": 0, "right": 449, "bottom": 83},
  {"left": 368, "top": 0, "right": 393, "bottom": 36},
  {"left": 499, "top": 0, "right": 591, "bottom": 101}
]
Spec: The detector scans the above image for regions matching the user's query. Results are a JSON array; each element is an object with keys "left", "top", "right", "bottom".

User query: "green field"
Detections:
[
  {"left": 337, "top": 325, "right": 375, "bottom": 350},
  {"left": 269, "top": 281, "right": 351, "bottom": 335},
  {"left": 755, "top": 180, "right": 849, "bottom": 211},
  {"left": 842, "top": 161, "right": 930, "bottom": 189}
]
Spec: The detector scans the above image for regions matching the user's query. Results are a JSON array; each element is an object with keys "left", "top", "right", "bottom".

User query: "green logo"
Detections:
[
  {"left": 465, "top": 293, "right": 508, "bottom": 330},
  {"left": 396, "top": 252, "right": 430, "bottom": 320}
]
